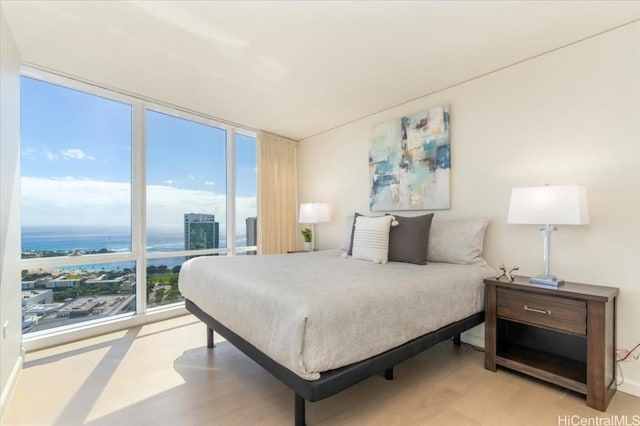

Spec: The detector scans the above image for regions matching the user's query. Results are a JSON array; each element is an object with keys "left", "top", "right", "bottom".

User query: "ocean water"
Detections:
[
  {"left": 22, "top": 226, "right": 137, "bottom": 253},
  {"left": 21, "top": 226, "right": 244, "bottom": 271}
]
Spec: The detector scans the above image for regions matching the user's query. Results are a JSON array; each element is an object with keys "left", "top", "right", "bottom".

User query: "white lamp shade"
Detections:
[
  {"left": 507, "top": 184, "right": 589, "bottom": 225},
  {"left": 298, "top": 203, "right": 330, "bottom": 224}
]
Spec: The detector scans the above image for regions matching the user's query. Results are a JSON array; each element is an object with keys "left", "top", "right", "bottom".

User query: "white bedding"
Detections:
[{"left": 178, "top": 250, "right": 494, "bottom": 380}]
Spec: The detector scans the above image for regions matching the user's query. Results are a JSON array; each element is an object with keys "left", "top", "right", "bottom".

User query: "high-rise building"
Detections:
[
  {"left": 246, "top": 217, "right": 257, "bottom": 247},
  {"left": 184, "top": 213, "right": 219, "bottom": 251},
  {"left": 245, "top": 217, "right": 257, "bottom": 255}
]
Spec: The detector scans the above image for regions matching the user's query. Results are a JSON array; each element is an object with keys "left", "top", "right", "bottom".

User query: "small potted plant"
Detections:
[{"left": 301, "top": 227, "right": 312, "bottom": 251}]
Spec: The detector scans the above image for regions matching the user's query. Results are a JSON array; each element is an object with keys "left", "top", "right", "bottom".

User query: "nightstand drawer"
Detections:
[{"left": 497, "top": 287, "right": 587, "bottom": 335}]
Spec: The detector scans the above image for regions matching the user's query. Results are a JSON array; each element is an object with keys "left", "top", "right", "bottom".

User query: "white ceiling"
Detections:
[{"left": 2, "top": 1, "right": 640, "bottom": 140}]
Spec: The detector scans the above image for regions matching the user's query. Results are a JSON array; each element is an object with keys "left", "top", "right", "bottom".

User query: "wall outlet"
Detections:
[{"left": 2, "top": 321, "right": 8, "bottom": 338}]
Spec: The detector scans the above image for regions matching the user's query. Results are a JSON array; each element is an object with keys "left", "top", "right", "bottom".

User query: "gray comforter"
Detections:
[{"left": 178, "top": 250, "right": 494, "bottom": 380}]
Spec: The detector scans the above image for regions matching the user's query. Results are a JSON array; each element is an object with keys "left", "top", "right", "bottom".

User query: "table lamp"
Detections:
[
  {"left": 298, "top": 203, "right": 330, "bottom": 251},
  {"left": 507, "top": 184, "right": 589, "bottom": 287}
]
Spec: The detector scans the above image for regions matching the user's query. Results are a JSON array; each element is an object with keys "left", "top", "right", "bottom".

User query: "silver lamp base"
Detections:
[{"left": 529, "top": 275, "right": 565, "bottom": 287}]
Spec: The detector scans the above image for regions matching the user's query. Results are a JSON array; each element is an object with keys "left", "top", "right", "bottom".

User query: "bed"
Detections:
[{"left": 179, "top": 249, "right": 494, "bottom": 425}]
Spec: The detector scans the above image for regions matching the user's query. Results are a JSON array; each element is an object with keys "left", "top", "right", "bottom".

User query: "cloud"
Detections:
[
  {"left": 19, "top": 147, "right": 94, "bottom": 162},
  {"left": 21, "top": 148, "right": 38, "bottom": 158},
  {"left": 204, "top": 181, "right": 216, "bottom": 186},
  {"left": 21, "top": 177, "right": 257, "bottom": 237},
  {"left": 19, "top": 147, "right": 59, "bottom": 161},
  {"left": 62, "top": 148, "right": 95, "bottom": 161},
  {"left": 146, "top": 184, "right": 227, "bottom": 228},
  {"left": 21, "top": 177, "right": 130, "bottom": 227},
  {"left": 164, "top": 179, "right": 176, "bottom": 185}
]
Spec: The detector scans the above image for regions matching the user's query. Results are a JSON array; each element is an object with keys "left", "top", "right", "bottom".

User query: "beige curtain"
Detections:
[{"left": 257, "top": 131, "right": 297, "bottom": 254}]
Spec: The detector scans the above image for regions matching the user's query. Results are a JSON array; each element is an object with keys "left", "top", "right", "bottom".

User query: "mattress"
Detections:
[{"left": 178, "top": 250, "right": 494, "bottom": 380}]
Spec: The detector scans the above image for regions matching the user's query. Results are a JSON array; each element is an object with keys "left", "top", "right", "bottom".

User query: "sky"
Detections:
[{"left": 20, "top": 76, "right": 256, "bottom": 236}]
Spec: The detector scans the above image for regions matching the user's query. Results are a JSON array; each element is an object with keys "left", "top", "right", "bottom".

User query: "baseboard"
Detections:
[
  {"left": 0, "top": 350, "right": 24, "bottom": 422},
  {"left": 618, "top": 379, "right": 640, "bottom": 397}
]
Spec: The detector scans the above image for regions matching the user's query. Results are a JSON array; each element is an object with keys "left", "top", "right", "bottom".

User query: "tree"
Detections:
[
  {"left": 155, "top": 288, "right": 166, "bottom": 303},
  {"left": 166, "top": 287, "right": 181, "bottom": 302}
]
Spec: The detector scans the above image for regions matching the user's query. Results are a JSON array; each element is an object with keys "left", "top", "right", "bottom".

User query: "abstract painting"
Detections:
[{"left": 369, "top": 105, "right": 450, "bottom": 211}]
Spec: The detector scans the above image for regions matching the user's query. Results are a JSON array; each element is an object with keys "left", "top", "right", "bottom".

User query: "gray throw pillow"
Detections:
[
  {"left": 388, "top": 213, "right": 434, "bottom": 265},
  {"left": 347, "top": 212, "right": 364, "bottom": 256}
]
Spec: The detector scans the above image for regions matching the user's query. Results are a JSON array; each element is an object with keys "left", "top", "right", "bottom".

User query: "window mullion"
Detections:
[
  {"left": 226, "top": 128, "right": 236, "bottom": 255},
  {"left": 132, "top": 102, "right": 147, "bottom": 314}
]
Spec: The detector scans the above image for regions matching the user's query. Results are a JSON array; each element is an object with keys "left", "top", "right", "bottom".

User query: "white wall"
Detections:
[
  {"left": 0, "top": 7, "right": 23, "bottom": 416},
  {"left": 298, "top": 23, "right": 640, "bottom": 395}
]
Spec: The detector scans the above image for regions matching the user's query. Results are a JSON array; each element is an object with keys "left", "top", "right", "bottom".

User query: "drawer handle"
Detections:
[{"left": 524, "top": 305, "right": 551, "bottom": 315}]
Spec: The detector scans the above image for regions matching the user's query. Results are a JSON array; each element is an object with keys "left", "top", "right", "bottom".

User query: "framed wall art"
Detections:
[{"left": 369, "top": 105, "right": 450, "bottom": 211}]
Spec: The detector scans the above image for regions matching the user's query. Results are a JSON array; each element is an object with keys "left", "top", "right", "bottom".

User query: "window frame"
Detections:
[
  {"left": 232, "top": 130, "right": 258, "bottom": 255},
  {"left": 20, "top": 66, "right": 256, "bottom": 350}
]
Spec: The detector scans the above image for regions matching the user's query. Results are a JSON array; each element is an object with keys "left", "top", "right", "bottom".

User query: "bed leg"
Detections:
[
  {"left": 384, "top": 367, "right": 394, "bottom": 380},
  {"left": 453, "top": 334, "right": 461, "bottom": 346},
  {"left": 294, "top": 393, "right": 306, "bottom": 426},
  {"left": 207, "top": 327, "right": 215, "bottom": 348}
]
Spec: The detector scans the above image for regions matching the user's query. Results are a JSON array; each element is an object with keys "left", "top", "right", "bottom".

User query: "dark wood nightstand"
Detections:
[{"left": 484, "top": 276, "right": 618, "bottom": 411}]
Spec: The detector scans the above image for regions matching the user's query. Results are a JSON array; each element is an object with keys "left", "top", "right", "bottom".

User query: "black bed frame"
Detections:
[{"left": 186, "top": 299, "right": 484, "bottom": 426}]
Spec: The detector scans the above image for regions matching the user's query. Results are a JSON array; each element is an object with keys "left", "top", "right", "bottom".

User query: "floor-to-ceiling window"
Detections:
[
  {"left": 145, "top": 109, "right": 227, "bottom": 309},
  {"left": 20, "top": 69, "right": 256, "bottom": 337}
]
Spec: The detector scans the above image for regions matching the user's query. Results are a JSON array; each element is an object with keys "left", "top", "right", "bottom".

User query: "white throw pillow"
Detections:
[{"left": 352, "top": 215, "right": 395, "bottom": 264}]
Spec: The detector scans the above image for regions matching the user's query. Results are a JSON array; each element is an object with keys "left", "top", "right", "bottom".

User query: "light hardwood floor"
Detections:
[{"left": 4, "top": 315, "right": 639, "bottom": 425}]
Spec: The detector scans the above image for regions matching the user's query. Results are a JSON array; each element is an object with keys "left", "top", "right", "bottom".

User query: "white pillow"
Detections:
[
  {"left": 427, "top": 217, "right": 489, "bottom": 265},
  {"left": 352, "top": 216, "right": 395, "bottom": 264}
]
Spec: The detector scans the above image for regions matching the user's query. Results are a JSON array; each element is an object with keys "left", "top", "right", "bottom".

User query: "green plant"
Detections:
[{"left": 301, "top": 227, "right": 312, "bottom": 243}]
